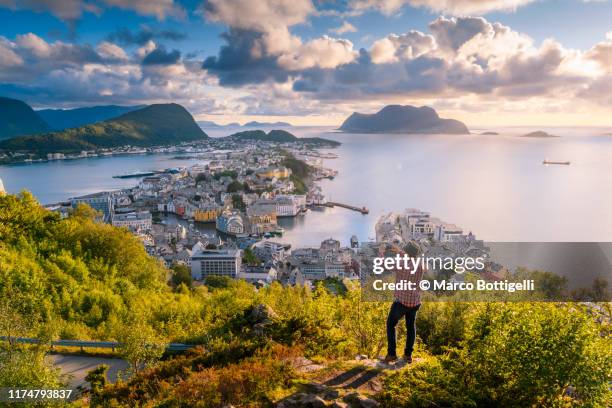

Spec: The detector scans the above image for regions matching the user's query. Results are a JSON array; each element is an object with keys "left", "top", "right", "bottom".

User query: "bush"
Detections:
[{"left": 381, "top": 303, "right": 612, "bottom": 407}]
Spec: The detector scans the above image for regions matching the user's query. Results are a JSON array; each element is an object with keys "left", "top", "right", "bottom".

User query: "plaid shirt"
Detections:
[{"left": 394, "top": 263, "right": 425, "bottom": 307}]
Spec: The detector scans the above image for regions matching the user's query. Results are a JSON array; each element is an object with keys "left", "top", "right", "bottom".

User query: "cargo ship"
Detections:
[{"left": 542, "top": 159, "right": 570, "bottom": 165}]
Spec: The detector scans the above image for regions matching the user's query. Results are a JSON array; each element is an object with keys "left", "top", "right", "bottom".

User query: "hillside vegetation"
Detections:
[
  {"left": 0, "top": 192, "right": 610, "bottom": 407},
  {"left": 229, "top": 129, "right": 341, "bottom": 146},
  {"left": 0, "top": 103, "right": 207, "bottom": 154}
]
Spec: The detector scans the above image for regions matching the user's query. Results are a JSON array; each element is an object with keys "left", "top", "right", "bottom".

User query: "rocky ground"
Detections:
[{"left": 274, "top": 355, "right": 417, "bottom": 408}]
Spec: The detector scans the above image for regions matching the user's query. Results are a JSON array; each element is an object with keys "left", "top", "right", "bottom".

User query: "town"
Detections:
[{"left": 36, "top": 138, "right": 502, "bottom": 289}]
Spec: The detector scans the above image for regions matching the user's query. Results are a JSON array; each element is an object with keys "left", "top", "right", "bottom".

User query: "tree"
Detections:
[
  {"left": 85, "top": 364, "right": 108, "bottom": 405},
  {"left": 226, "top": 180, "right": 244, "bottom": 193},
  {"left": 171, "top": 264, "right": 192, "bottom": 289},
  {"left": 242, "top": 247, "right": 260, "bottom": 266},
  {"left": 118, "top": 321, "right": 166, "bottom": 375},
  {"left": 231, "top": 194, "right": 246, "bottom": 211}
]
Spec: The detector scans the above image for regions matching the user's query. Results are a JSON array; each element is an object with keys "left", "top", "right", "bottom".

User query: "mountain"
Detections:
[
  {"left": 37, "top": 105, "right": 143, "bottom": 130},
  {"left": 198, "top": 120, "right": 240, "bottom": 128},
  {"left": 228, "top": 129, "right": 340, "bottom": 146},
  {"left": 243, "top": 121, "right": 292, "bottom": 128},
  {"left": 339, "top": 105, "right": 469, "bottom": 134},
  {"left": 0, "top": 103, "right": 207, "bottom": 154},
  {"left": 0, "top": 97, "right": 49, "bottom": 140}
]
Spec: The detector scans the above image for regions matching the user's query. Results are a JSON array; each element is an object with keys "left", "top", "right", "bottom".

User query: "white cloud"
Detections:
[
  {"left": 330, "top": 21, "right": 357, "bottom": 35},
  {"left": 203, "top": 0, "right": 314, "bottom": 31},
  {"left": 278, "top": 36, "right": 358, "bottom": 70},
  {"left": 103, "top": 0, "right": 185, "bottom": 20},
  {"left": 96, "top": 41, "right": 129, "bottom": 61},
  {"left": 371, "top": 30, "right": 435, "bottom": 63},
  {"left": 349, "top": 0, "right": 535, "bottom": 15},
  {"left": 0, "top": 38, "right": 23, "bottom": 67},
  {"left": 0, "top": 0, "right": 183, "bottom": 22}
]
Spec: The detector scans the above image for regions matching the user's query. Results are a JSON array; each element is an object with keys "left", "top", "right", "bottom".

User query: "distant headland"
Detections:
[{"left": 339, "top": 105, "right": 469, "bottom": 134}]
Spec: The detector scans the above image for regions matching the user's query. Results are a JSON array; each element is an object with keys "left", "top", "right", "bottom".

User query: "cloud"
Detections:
[
  {"left": 96, "top": 41, "right": 129, "bottom": 61},
  {"left": 202, "top": 0, "right": 357, "bottom": 82},
  {"left": 0, "top": 38, "right": 23, "bottom": 67},
  {"left": 106, "top": 26, "right": 186, "bottom": 46},
  {"left": 203, "top": 0, "right": 314, "bottom": 32},
  {"left": 370, "top": 30, "right": 435, "bottom": 63},
  {"left": 0, "top": 32, "right": 221, "bottom": 113},
  {"left": 277, "top": 36, "right": 358, "bottom": 70},
  {"left": 0, "top": 0, "right": 184, "bottom": 22},
  {"left": 202, "top": 29, "right": 291, "bottom": 86},
  {"left": 141, "top": 44, "right": 181, "bottom": 65},
  {"left": 103, "top": 0, "right": 185, "bottom": 20},
  {"left": 348, "top": 0, "right": 536, "bottom": 15},
  {"left": 330, "top": 21, "right": 357, "bottom": 35},
  {"left": 287, "top": 16, "right": 597, "bottom": 106}
]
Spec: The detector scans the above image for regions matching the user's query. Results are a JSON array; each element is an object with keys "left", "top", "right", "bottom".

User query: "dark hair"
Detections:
[{"left": 404, "top": 241, "right": 421, "bottom": 258}]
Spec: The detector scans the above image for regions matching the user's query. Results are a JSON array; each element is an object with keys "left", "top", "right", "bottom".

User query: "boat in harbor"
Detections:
[{"left": 542, "top": 159, "right": 571, "bottom": 165}]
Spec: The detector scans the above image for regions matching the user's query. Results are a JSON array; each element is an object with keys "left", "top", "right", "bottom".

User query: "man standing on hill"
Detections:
[{"left": 384, "top": 241, "right": 425, "bottom": 364}]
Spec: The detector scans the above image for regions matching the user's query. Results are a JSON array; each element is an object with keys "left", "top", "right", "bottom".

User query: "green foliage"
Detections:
[
  {"left": 0, "top": 103, "right": 207, "bottom": 154},
  {"left": 231, "top": 194, "right": 246, "bottom": 211},
  {"left": 380, "top": 302, "right": 612, "bottom": 407},
  {"left": 171, "top": 264, "right": 192, "bottom": 289},
  {"left": 242, "top": 247, "right": 260, "bottom": 266},
  {"left": 226, "top": 180, "right": 244, "bottom": 193},
  {"left": 213, "top": 170, "right": 237, "bottom": 180},
  {"left": 280, "top": 151, "right": 312, "bottom": 194},
  {"left": 0, "top": 345, "right": 63, "bottom": 389},
  {"left": 228, "top": 129, "right": 340, "bottom": 146},
  {"left": 204, "top": 275, "right": 233, "bottom": 289},
  {"left": 85, "top": 364, "right": 108, "bottom": 405},
  {"left": 1, "top": 192, "right": 610, "bottom": 407},
  {"left": 117, "top": 320, "right": 166, "bottom": 375}
]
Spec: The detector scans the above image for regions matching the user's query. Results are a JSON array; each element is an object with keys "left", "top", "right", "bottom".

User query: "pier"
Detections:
[{"left": 325, "top": 201, "right": 369, "bottom": 214}]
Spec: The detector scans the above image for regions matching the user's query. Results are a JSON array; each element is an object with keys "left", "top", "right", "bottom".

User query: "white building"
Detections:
[
  {"left": 191, "top": 247, "right": 242, "bottom": 280},
  {"left": 434, "top": 223, "right": 464, "bottom": 242},
  {"left": 0, "top": 177, "right": 5, "bottom": 194},
  {"left": 274, "top": 195, "right": 305, "bottom": 217},
  {"left": 111, "top": 211, "right": 152, "bottom": 231}
]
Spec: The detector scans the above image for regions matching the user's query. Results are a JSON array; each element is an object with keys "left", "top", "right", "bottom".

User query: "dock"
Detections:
[{"left": 325, "top": 201, "right": 369, "bottom": 214}]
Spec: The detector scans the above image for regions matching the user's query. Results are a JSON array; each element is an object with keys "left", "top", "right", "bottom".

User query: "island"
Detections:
[
  {"left": 227, "top": 129, "right": 340, "bottom": 147},
  {"left": 243, "top": 121, "right": 292, "bottom": 128},
  {"left": 482, "top": 131, "right": 499, "bottom": 135},
  {"left": 520, "top": 131, "right": 559, "bottom": 138},
  {"left": 339, "top": 105, "right": 469, "bottom": 134}
]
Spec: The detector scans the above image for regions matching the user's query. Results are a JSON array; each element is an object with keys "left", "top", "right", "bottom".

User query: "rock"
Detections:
[
  {"left": 277, "top": 393, "right": 327, "bottom": 408},
  {"left": 343, "top": 392, "right": 380, "bottom": 408},
  {"left": 355, "top": 354, "right": 369, "bottom": 360},
  {"left": 302, "top": 383, "right": 339, "bottom": 400},
  {"left": 249, "top": 303, "right": 278, "bottom": 322},
  {"left": 330, "top": 402, "right": 349, "bottom": 408},
  {"left": 249, "top": 304, "right": 278, "bottom": 336}
]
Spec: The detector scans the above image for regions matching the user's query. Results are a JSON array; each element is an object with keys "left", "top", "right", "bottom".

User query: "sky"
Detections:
[{"left": 1, "top": 0, "right": 612, "bottom": 127}]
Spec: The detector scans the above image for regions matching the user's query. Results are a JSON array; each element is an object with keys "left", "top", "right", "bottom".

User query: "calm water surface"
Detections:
[{"left": 2, "top": 126, "right": 612, "bottom": 245}]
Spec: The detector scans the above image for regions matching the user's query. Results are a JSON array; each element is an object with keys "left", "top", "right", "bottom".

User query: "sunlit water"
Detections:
[{"left": 2, "top": 126, "right": 612, "bottom": 246}]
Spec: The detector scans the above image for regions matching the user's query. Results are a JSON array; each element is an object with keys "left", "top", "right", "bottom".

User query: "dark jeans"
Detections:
[{"left": 386, "top": 301, "right": 420, "bottom": 358}]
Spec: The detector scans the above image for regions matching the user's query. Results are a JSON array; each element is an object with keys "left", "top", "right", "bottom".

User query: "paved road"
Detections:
[{"left": 47, "top": 354, "right": 129, "bottom": 389}]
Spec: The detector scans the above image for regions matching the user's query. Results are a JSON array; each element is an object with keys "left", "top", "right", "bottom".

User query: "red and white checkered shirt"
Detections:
[{"left": 394, "top": 263, "right": 425, "bottom": 307}]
